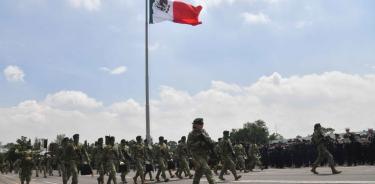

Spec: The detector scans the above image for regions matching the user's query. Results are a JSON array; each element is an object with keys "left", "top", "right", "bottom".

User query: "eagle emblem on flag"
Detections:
[{"left": 155, "top": 0, "right": 171, "bottom": 13}]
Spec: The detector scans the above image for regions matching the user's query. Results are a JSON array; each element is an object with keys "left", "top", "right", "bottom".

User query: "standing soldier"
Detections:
[
  {"left": 119, "top": 139, "right": 131, "bottom": 184},
  {"left": 94, "top": 138, "right": 105, "bottom": 184},
  {"left": 234, "top": 143, "right": 248, "bottom": 173},
  {"left": 155, "top": 136, "right": 170, "bottom": 182},
  {"left": 187, "top": 118, "right": 216, "bottom": 184},
  {"left": 176, "top": 136, "right": 193, "bottom": 179},
  {"left": 103, "top": 136, "right": 119, "bottom": 184},
  {"left": 311, "top": 123, "right": 341, "bottom": 175},
  {"left": 133, "top": 136, "right": 145, "bottom": 184},
  {"left": 218, "top": 131, "right": 241, "bottom": 181}
]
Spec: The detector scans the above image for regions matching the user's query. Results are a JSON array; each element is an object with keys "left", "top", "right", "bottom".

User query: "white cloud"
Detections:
[
  {"left": 3, "top": 65, "right": 25, "bottom": 82},
  {"left": 67, "top": 0, "right": 101, "bottom": 11},
  {"left": 242, "top": 12, "right": 271, "bottom": 25},
  {"left": 44, "top": 90, "right": 102, "bottom": 110},
  {"left": 1, "top": 71, "right": 375, "bottom": 143},
  {"left": 100, "top": 66, "right": 127, "bottom": 75}
]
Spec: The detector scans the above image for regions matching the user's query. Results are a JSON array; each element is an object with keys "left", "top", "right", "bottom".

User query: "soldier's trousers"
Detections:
[
  {"left": 156, "top": 158, "right": 167, "bottom": 179},
  {"left": 312, "top": 145, "right": 334, "bottom": 167},
  {"left": 105, "top": 162, "right": 117, "bottom": 184},
  {"left": 236, "top": 156, "right": 246, "bottom": 171},
  {"left": 220, "top": 156, "right": 237, "bottom": 178},
  {"left": 62, "top": 161, "right": 78, "bottom": 184},
  {"left": 133, "top": 159, "right": 145, "bottom": 181},
  {"left": 177, "top": 157, "right": 192, "bottom": 176},
  {"left": 192, "top": 154, "right": 215, "bottom": 184},
  {"left": 19, "top": 168, "right": 32, "bottom": 184}
]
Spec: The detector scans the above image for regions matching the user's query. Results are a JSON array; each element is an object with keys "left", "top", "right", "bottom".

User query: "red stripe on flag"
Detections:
[{"left": 173, "top": 1, "right": 202, "bottom": 26}]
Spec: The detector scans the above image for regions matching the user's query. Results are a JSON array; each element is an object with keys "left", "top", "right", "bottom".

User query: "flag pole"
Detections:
[{"left": 145, "top": 0, "right": 151, "bottom": 144}]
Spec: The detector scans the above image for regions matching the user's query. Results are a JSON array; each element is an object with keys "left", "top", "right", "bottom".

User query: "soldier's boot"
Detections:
[
  {"left": 164, "top": 178, "right": 170, "bottom": 182},
  {"left": 218, "top": 170, "right": 226, "bottom": 181},
  {"left": 330, "top": 166, "right": 341, "bottom": 175},
  {"left": 133, "top": 176, "right": 137, "bottom": 184},
  {"left": 218, "top": 175, "right": 226, "bottom": 181},
  {"left": 156, "top": 175, "right": 160, "bottom": 182},
  {"left": 310, "top": 166, "right": 318, "bottom": 174},
  {"left": 149, "top": 172, "right": 154, "bottom": 181},
  {"left": 235, "top": 174, "right": 242, "bottom": 181}
]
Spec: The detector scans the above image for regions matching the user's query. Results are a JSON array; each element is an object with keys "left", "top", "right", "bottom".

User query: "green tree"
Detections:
[
  {"left": 269, "top": 133, "right": 284, "bottom": 142},
  {"left": 230, "top": 119, "right": 270, "bottom": 145}
]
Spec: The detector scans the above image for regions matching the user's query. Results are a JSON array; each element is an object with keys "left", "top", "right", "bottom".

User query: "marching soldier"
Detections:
[
  {"left": 119, "top": 139, "right": 131, "bottom": 184},
  {"left": 187, "top": 118, "right": 216, "bottom": 184},
  {"left": 311, "top": 123, "right": 341, "bottom": 175},
  {"left": 103, "top": 136, "right": 118, "bottom": 184},
  {"left": 14, "top": 149, "right": 34, "bottom": 184},
  {"left": 143, "top": 139, "right": 154, "bottom": 181},
  {"left": 155, "top": 136, "right": 170, "bottom": 182},
  {"left": 234, "top": 143, "right": 248, "bottom": 173},
  {"left": 175, "top": 136, "right": 193, "bottom": 179},
  {"left": 94, "top": 138, "right": 105, "bottom": 184},
  {"left": 133, "top": 136, "right": 145, "bottom": 184},
  {"left": 218, "top": 130, "right": 241, "bottom": 181}
]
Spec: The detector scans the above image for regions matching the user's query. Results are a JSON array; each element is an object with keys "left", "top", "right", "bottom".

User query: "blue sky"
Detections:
[{"left": 1, "top": 0, "right": 375, "bottom": 142}]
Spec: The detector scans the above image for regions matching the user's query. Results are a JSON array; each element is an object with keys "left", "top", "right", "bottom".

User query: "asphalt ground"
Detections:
[{"left": 1, "top": 166, "right": 375, "bottom": 184}]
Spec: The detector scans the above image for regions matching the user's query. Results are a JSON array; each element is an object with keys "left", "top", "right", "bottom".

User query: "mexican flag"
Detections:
[{"left": 150, "top": 0, "right": 203, "bottom": 26}]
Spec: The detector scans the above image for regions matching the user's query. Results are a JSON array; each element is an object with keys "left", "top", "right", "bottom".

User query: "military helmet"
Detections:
[
  {"left": 193, "top": 118, "right": 204, "bottom": 125},
  {"left": 136, "top": 136, "right": 142, "bottom": 141},
  {"left": 223, "top": 130, "right": 230, "bottom": 135},
  {"left": 159, "top": 136, "right": 164, "bottom": 141}
]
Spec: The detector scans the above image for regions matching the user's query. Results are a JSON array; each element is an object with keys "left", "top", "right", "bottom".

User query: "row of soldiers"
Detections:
[
  {"left": 0, "top": 118, "right": 264, "bottom": 184},
  {"left": 1, "top": 119, "right": 374, "bottom": 184}
]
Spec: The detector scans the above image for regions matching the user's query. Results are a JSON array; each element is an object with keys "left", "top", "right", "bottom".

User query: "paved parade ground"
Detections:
[{"left": 1, "top": 166, "right": 375, "bottom": 184}]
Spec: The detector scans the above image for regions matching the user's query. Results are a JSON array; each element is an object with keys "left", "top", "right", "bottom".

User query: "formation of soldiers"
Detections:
[
  {"left": 258, "top": 128, "right": 375, "bottom": 169},
  {"left": 0, "top": 118, "right": 374, "bottom": 184}
]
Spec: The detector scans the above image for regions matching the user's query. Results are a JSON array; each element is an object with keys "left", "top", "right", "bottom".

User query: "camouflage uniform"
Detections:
[
  {"left": 218, "top": 131, "right": 241, "bottom": 181},
  {"left": 133, "top": 136, "right": 145, "bottom": 184},
  {"left": 62, "top": 134, "right": 90, "bottom": 184},
  {"left": 103, "top": 136, "right": 118, "bottom": 184},
  {"left": 119, "top": 139, "right": 131, "bottom": 183},
  {"left": 154, "top": 137, "right": 169, "bottom": 182},
  {"left": 94, "top": 138, "right": 105, "bottom": 184},
  {"left": 16, "top": 150, "right": 34, "bottom": 184},
  {"left": 187, "top": 118, "right": 216, "bottom": 184},
  {"left": 234, "top": 143, "right": 248, "bottom": 172},
  {"left": 247, "top": 144, "right": 263, "bottom": 171},
  {"left": 311, "top": 123, "right": 341, "bottom": 175},
  {"left": 176, "top": 136, "right": 193, "bottom": 179}
]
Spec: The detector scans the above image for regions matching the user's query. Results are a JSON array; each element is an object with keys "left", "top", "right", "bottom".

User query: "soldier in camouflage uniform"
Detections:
[
  {"left": 187, "top": 118, "right": 216, "bottom": 184},
  {"left": 218, "top": 131, "right": 241, "bottom": 181},
  {"left": 133, "top": 136, "right": 145, "bottom": 184},
  {"left": 234, "top": 143, "right": 248, "bottom": 173},
  {"left": 94, "top": 138, "right": 105, "bottom": 184},
  {"left": 15, "top": 149, "right": 34, "bottom": 184},
  {"left": 247, "top": 143, "right": 263, "bottom": 171},
  {"left": 103, "top": 136, "right": 119, "bottom": 184},
  {"left": 176, "top": 136, "right": 193, "bottom": 179},
  {"left": 119, "top": 139, "right": 131, "bottom": 184},
  {"left": 311, "top": 123, "right": 341, "bottom": 175},
  {"left": 143, "top": 139, "right": 155, "bottom": 181},
  {"left": 62, "top": 134, "right": 91, "bottom": 184},
  {"left": 154, "top": 136, "right": 170, "bottom": 182}
]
